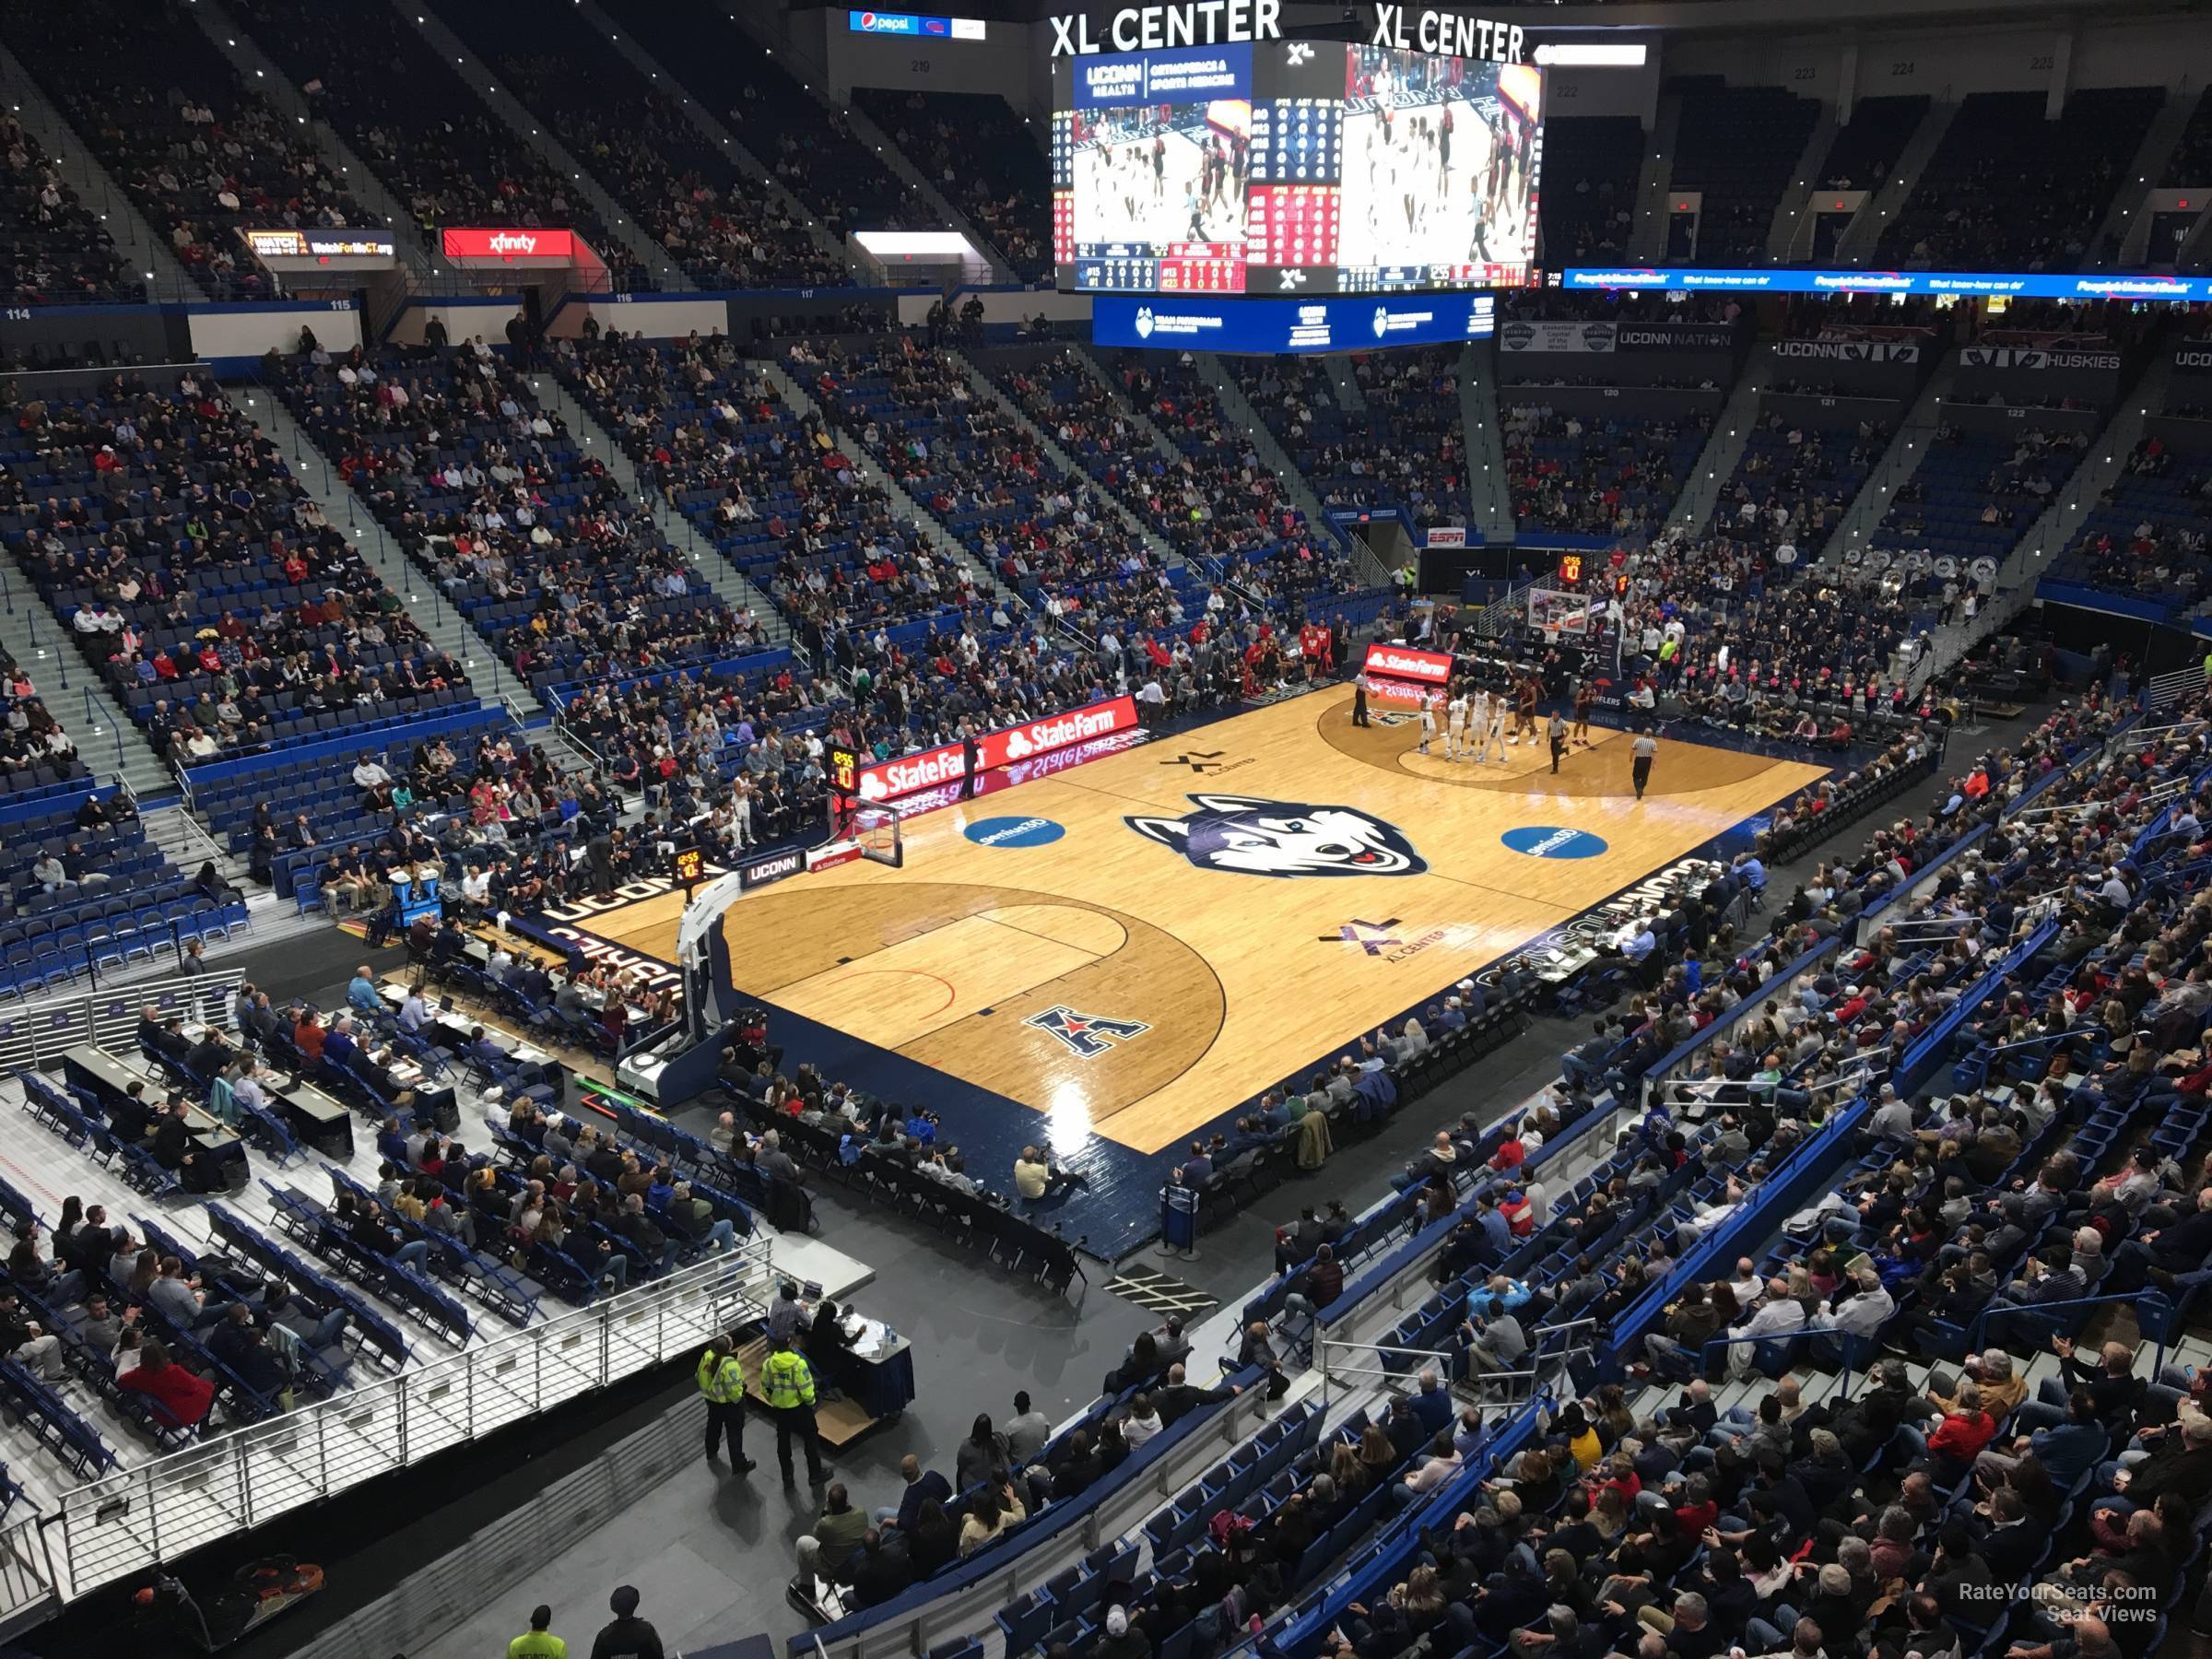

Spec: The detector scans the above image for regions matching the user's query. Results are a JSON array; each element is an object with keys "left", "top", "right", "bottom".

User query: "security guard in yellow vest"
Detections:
[
  {"left": 760, "top": 1331, "right": 828, "bottom": 1486},
  {"left": 697, "top": 1335, "right": 755, "bottom": 1473}
]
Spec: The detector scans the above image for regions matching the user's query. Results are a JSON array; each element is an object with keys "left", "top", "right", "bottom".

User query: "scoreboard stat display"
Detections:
[{"left": 1053, "top": 37, "right": 1541, "bottom": 297}]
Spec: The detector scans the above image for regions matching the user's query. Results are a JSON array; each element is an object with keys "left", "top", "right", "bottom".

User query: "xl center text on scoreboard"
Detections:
[{"left": 1049, "top": 5, "right": 1541, "bottom": 300}]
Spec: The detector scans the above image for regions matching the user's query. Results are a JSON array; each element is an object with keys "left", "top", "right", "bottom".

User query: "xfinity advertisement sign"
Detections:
[{"left": 1097, "top": 293, "right": 1494, "bottom": 354}]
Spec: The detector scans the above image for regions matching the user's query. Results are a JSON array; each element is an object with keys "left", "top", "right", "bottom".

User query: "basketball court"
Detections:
[{"left": 568, "top": 684, "right": 1827, "bottom": 1159}]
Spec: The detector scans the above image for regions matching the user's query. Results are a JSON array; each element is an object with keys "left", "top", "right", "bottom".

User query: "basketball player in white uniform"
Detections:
[
  {"left": 1477, "top": 688, "right": 1510, "bottom": 763},
  {"left": 1467, "top": 688, "right": 1491, "bottom": 762},
  {"left": 1418, "top": 688, "right": 1439, "bottom": 755},
  {"left": 1445, "top": 687, "right": 1469, "bottom": 760}
]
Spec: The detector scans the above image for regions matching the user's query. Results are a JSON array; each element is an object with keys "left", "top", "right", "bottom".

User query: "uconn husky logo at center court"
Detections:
[{"left": 1124, "top": 794, "right": 1429, "bottom": 878}]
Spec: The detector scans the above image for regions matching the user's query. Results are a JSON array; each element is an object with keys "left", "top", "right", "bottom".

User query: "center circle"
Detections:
[
  {"left": 1501, "top": 825, "right": 1608, "bottom": 860},
  {"left": 964, "top": 815, "right": 1067, "bottom": 849}
]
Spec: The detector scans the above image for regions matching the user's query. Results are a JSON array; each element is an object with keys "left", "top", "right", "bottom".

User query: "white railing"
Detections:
[
  {"left": 0, "top": 971, "right": 244, "bottom": 1075},
  {"left": 1475, "top": 577, "right": 1535, "bottom": 639},
  {"left": 47, "top": 1241, "right": 773, "bottom": 1600},
  {"left": 0, "top": 1512, "right": 57, "bottom": 1639},
  {"left": 2147, "top": 664, "right": 2204, "bottom": 712},
  {"left": 1316, "top": 1337, "right": 1453, "bottom": 1404}
]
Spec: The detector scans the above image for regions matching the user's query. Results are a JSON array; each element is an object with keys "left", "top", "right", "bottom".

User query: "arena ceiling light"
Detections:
[{"left": 1531, "top": 41, "right": 1648, "bottom": 67}]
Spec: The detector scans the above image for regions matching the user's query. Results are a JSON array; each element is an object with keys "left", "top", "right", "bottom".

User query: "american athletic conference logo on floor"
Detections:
[
  {"left": 1124, "top": 794, "right": 1428, "bottom": 878},
  {"left": 1027, "top": 1006, "right": 1149, "bottom": 1058}
]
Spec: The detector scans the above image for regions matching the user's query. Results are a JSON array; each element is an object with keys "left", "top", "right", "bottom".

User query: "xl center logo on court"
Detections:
[{"left": 1125, "top": 794, "right": 1429, "bottom": 877}]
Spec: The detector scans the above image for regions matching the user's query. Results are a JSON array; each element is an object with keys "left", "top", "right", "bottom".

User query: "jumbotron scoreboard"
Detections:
[{"left": 1050, "top": 4, "right": 1543, "bottom": 297}]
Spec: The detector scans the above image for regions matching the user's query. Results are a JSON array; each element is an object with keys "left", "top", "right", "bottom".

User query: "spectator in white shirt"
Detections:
[
  {"left": 1728, "top": 1279, "right": 1806, "bottom": 1377},
  {"left": 1823, "top": 1268, "right": 1894, "bottom": 1338},
  {"left": 1122, "top": 1394, "right": 1163, "bottom": 1448}
]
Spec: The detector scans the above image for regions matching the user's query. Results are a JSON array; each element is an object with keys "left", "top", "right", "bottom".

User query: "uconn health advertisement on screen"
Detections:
[{"left": 1091, "top": 292, "right": 1494, "bottom": 352}]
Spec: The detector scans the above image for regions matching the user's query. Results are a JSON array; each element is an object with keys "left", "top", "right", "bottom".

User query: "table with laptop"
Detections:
[
  {"left": 181, "top": 1022, "right": 384, "bottom": 1155},
  {"left": 264, "top": 1076, "right": 355, "bottom": 1159},
  {"left": 62, "top": 1042, "right": 249, "bottom": 1183},
  {"left": 735, "top": 1284, "right": 914, "bottom": 1441},
  {"left": 378, "top": 980, "right": 558, "bottom": 1080}
]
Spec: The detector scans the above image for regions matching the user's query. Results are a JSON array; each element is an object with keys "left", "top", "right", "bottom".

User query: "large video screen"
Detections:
[{"left": 1053, "top": 39, "right": 1541, "bottom": 297}]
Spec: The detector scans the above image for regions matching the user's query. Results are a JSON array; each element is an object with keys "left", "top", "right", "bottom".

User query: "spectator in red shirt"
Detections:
[{"left": 120, "top": 1338, "right": 216, "bottom": 1428}]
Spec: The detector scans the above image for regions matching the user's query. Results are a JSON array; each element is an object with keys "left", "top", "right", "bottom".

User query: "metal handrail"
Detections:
[
  {"left": 1965, "top": 1290, "right": 2172, "bottom": 1367},
  {"left": 50, "top": 1239, "right": 774, "bottom": 1601},
  {"left": 65, "top": 686, "right": 121, "bottom": 776}
]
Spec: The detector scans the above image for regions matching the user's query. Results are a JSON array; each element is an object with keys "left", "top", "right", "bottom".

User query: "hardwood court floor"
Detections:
[{"left": 587, "top": 686, "right": 1827, "bottom": 1156}]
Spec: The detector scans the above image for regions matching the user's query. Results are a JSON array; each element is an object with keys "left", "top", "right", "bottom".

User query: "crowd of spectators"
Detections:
[
  {"left": 224, "top": 0, "right": 646, "bottom": 289},
  {"left": 856, "top": 88, "right": 1051, "bottom": 280},
  {"left": 1876, "top": 87, "right": 2162, "bottom": 270},
  {"left": 435, "top": 0, "right": 846, "bottom": 288},
  {"left": 599, "top": 0, "right": 925, "bottom": 243},
  {"left": 800, "top": 335, "right": 1148, "bottom": 620},
  {"left": 1236, "top": 351, "right": 1468, "bottom": 532},
  {"left": 0, "top": 657, "right": 87, "bottom": 798},
  {"left": 1, "top": 367, "right": 471, "bottom": 762},
  {"left": 0, "top": 112, "right": 139, "bottom": 304},
  {"left": 2, "top": 0, "right": 373, "bottom": 299},
  {"left": 555, "top": 661, "right": 838, "bottom": 858},
  {"left": 223, "top": 717, "right": 606, "bottom": 901},
  {"left": 1102, "top": 349, "right": 1310, "bottom": 567},
  {"left": 1502, "top": 403, "right": 1714, "bottom": 543},
  {"left": 269, "top": 337, "right": 765, "bottom": 700},
  {"left": 552, "top": 330, "right": 993, "bottom": 650},
  {"left": 1872, "top": 423, "right": 2089, "bottom": 565},
  {"left": 2052, "top": 433, "right": 2212, "bottom": 615}
]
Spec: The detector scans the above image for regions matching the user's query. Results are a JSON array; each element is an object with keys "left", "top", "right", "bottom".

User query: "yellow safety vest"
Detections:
[
  {"left": 696, "top": 1351, "right": 745, "bottom": 1406},
  {"left": 760, "top": 1347, "right": 817, "bottom": 1410}
]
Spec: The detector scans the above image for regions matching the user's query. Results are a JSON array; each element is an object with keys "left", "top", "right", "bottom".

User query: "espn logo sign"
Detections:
[{"left": 1362, "top": 643, "right": 1453, "bottom": 687}]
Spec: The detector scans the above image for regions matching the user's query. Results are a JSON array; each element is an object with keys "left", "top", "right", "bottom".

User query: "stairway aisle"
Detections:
[
  {"left": 759, "top": 360, "right": 1022, "bottom": 610},
  {"left": 949, "top": 350, "right": 1178, "bottom": 569},
  {"left": 222, "top": 386, "right": 533, "bottom": 712},
  {"left": 1666, "top": 359, "right": 1773, "bottom": 537},
  {"left": 521, "top": 371, "right": 790, "bottom": 646},
  {"left": 0, "top": 42, "right": 203, "bottom": 300},
  {"left": 406, "top": 0, "right": 692, "bottom": 288},
  {"left": 0, "top": 564, "right": 173, "bottom": 802}
]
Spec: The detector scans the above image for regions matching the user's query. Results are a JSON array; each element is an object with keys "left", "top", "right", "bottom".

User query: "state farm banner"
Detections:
[
  {"left": 1616, "top": 323, "right": 1737, "bottom": 351},
  {"left": 1499, "top": 319, "right": 1615, "bottom": 354},
  {"left": 855, "top": 695, "right": 1140, "bottom": 802},
  {"left": 441, "top": 227, "right": 577, "bottom": 260},
  {"left": 1362, "top": 641, "right": 1454, "bottom": 688},
  {"left": 1959, "top": 346, "right": 2121, "bottom": 371},
  {"left": 1774, "top": 338, "right": 1920, "bottom": 364}
]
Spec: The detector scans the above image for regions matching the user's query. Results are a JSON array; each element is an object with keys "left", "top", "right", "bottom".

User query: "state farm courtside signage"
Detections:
[
  {"left": 855, "top": 696, "right": 1142, "bottom": 803},
  {"left": 1361, "top": 642, "right": 1453, "bottom": 688}
]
